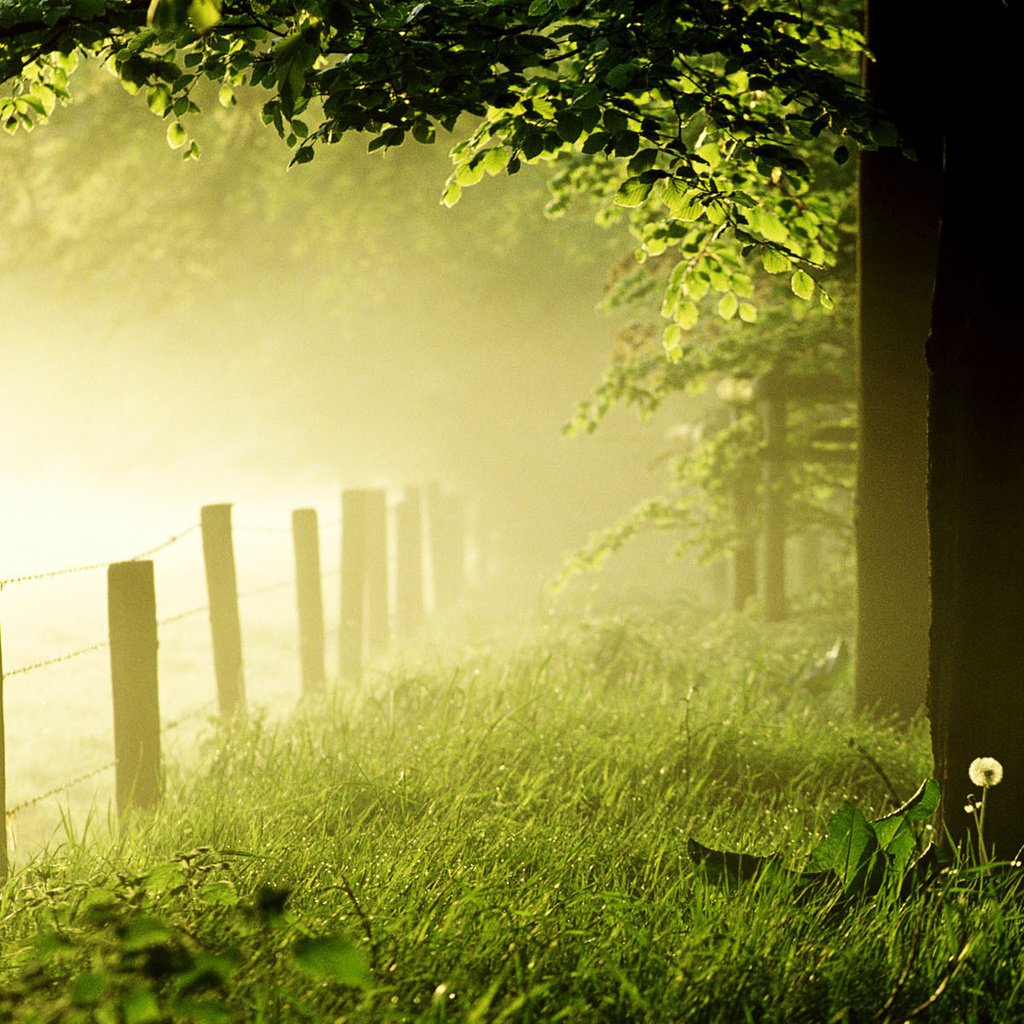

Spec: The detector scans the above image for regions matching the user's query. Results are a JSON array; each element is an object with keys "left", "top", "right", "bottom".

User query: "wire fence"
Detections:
[
  {"left": 0, "top": 488, "right": 463, "bottom": 874},
  {"left": 0, "top": 511, "right": 326, "bottom": 861}
]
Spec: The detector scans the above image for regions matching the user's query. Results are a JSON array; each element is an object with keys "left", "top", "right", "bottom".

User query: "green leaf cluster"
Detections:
[
  {"left": 0, "top": 847, "right": 371, "bottom": 1022},
  {"left": 690, "top": 778, "right": 943, "bottom": 899}
]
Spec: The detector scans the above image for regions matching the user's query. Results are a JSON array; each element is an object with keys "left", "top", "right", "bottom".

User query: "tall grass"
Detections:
[{"left": 0, "top": 606, "right": 1020, "bottom": 1023}]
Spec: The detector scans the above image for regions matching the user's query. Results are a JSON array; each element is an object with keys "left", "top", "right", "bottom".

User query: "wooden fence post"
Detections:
[
  {"left": 426, "top": 483, "right": 465, "bottom": 612},
  {"left": 395, "top": 486, "right": 425, "bottom": 639},
  {"left": 340, "top": 489, "right": 368, "bottom": 682},
  {"left": 108, "top": 561, "right": 161, "bottom": 813},
  {"left": 364, "top": 489, "right": 389, "bottom": 658},
  {"left": 201, "top": 504, "right": 245, "bottom": 716},
  {"left": 292, "top": 508, "right": 326, "bottom": 696},
  {"left": 340, "top": 489, "right": 390, "bottom": 681},
  {"left": 0, "top": 626, "right": 8, "bottom": 882}
]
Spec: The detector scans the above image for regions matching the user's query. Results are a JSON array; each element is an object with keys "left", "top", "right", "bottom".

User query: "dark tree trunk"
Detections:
[
  {"left": 854, "top": 0, "right": 943, "bottom": 720},
  {"left": 927, "top": 0, "right": 1024, "bottom": 855}
]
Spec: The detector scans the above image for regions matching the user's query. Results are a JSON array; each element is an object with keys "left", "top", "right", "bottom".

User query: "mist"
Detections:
[{"left": 1, "top": 68, "right": 680, "bottom": 596}]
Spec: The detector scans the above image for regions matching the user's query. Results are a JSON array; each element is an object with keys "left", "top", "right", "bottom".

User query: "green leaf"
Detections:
[
  {"left": 123, "top": 987, "right": 162, "bottom": 1024},
  {"left": 71, "top": 971, "right": 111, "bottom": 1007},
  {"left": 683, "top": 275, "right": 709, "bottom": 302},
  {"left": 554, "top": 111, "right": 582, "bottom": 143},
  {"left": 675, "top": 300, "right": 699, "bottom": 330},
  {"left": 738, "top": 302, "right": 758, "bottom": 323},
  {"left": 717, "top": 292, "right": 738, "bottom": 320},
  {"left": 791, "top": 270, "right": 815, "bottom": 300},
  {"left": 819, "top": 288, "right": 835, "bottom": 311},
  {"left": 747, "top": 207, "right": 789, "bottom": 244},
  {"left": 604, "top": 62, "right": 637, "bottom": 89},
  {"left": 166, "top": 121, "right": 187, "bottom": 149},
  {"left": 456, "top": 159, "right": 485, "bottom": 186},
  {"left": 199, "top": 879, "right": 239, "bottom": 906},
  {"left": 761, "top": 248, "right": 790, "bottom": 274},
  {"left": 441, "top": 179, "right": 462, "bottom": 207},
  {"left": 612, "top": 130, "right": 639, "bottom": 157},
  {"left": 147, "top": 84, "right": 171, "bottom": 115},
  {"left": 292, "top": 936, "right": 372, "bottom": 988},
  {"left": 218, "top": 84, "right": 236, "bottom": 108},
  {"left": 122, "top": 916, "right": 174, "bottom": 951},
  {"left": 808, "top": 802, "right": 882, "bottom": 891},
  {"left": 188, "top": 0, "right": 221, "bottom": 31},
  {"left": 481, "top": 147, "right": 510, "bottom": 175},
  {"left": 614, "top": 177, "right": 652, "bottom": 208}
]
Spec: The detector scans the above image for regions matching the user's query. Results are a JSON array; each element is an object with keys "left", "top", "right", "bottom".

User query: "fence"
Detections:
[{"left": 0, "top": 484, "right": 469, "bottom": 882}]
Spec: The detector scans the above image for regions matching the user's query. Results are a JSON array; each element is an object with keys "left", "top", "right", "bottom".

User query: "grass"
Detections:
[{"left": 0, "top": 604, "right": 1021, "bottom": 1023}]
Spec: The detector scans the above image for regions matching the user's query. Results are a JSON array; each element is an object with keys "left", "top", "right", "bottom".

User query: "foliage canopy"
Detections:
[{"left": 0, "top": 0, "right": 880, "bottom": 341}]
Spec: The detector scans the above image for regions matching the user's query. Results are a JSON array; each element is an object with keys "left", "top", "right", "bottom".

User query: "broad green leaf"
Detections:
[
  {"left": 143, "top": 862, "right": 186, "bottom": 892},
  {"left": 683, "top": 275, "right": 709, "bottom": 302},
  {"left": 661, "top": 178, "right": 702, "bottom": 219},
  {"left": 819, "top": 288, "right": 835, "bottom": 311},
  {"left": 456, "top": 159, "right": 485, "bottom": 186},
  {"left": 808, "top": 801, "right": 881, "bottom": 891},
  {"left": 123, "top": 987, "right": 162, "bottom": 1024},
  {"left": 122, "top": 916, "right": 174, "bottom": 951},
  {"left": 604, "top": 61, "right": 637, "bottom": 89},
  {"left": 738, "top": 302, "right": 758, "bottom": 323},
  {"left": 218, "top": 84, "right": 236, "bottom": 108},
  {"left": 872, "top": 779, "right": 940, "bottom": 840},
  {"left": 675, "top": 300, "right": 699, "bottom": 330},
  {"left": 188, "top": 0, "right": 221, "bottom": 31},
  {"left": 555, "top": 111, "right": 582, "bottom": 143},
  {"left": 481, "top": 147, "right": 510, "bottom": 175},
  {"left": 292, "top": 936, "right": 372, "bottom": 988},
  {"left": 791, "top": 270, "right": 816, "bottom": 300},
  {"left": 761, "top": 249, "right": 790, "bottom": 274},
  {"left": 71, "top": 971, "right": 110, "bottom": 1007},
  {"left": 695, "top": 141, "right": 721, "bottom": 169},
  {"left": 747, "top": 207, "right": 789, "bottom": 244},
  {"left": 730, "top": 272, "right": 754, "bottom": 297},
  {"left": 166, "top": 121, "right": 187, "bottom": 149},
  {"left": 441, "top": 179, "right": 462, "bottom": 207},
  {"left": 614, "top": 177, "right": 652, "bottom": 208},
  {"left": 717, "top": 292, "right": 738, "bottom": 320},
  {"left": 199, "top": 879, "right": 239, "bottom": 906}
]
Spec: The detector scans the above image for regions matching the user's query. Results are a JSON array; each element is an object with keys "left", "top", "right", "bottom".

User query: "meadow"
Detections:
[{"left": 0, "top": 602, "right": 1020, "bottom": 1023}]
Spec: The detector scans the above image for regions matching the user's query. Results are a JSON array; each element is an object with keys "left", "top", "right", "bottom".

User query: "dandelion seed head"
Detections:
[{"left": 969, "top": 756, "right": 1004, "bottom": 788}]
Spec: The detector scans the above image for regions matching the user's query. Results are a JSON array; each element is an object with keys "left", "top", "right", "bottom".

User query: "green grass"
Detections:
[{"left": 1, "top": 606, "right": 1021, "bottom": 1023}]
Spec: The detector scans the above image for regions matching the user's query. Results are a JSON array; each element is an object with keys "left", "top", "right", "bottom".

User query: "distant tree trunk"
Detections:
[
  {"left": 854, "top": 0, "right": 942, "bottom": 720},
  {"left": 927, "top": 0, "right": 1024, "bottom": 855}
]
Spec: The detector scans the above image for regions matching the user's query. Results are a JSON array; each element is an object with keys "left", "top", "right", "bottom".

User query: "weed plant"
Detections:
[{"left": 0, "top": 607, "right": 1020, "bottom": 1022}]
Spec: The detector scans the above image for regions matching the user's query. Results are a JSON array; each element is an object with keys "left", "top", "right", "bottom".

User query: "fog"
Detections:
[
  {"left": 0, "top": 68, "right": 704, "bottom": 857},
  {"left": 1, "top": 68, "right": 680, "bottom": 591}
]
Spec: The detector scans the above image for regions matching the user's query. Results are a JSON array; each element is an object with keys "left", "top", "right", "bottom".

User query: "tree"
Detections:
[
  {"left": 852, "top": 2, "right": 941, "bottom": 722},
  {"left": 925, "top": 0, "right": 1024, "bottom": 856},
  {"left": 5, "top": 0, "right": 1018, "bottom": 851}
]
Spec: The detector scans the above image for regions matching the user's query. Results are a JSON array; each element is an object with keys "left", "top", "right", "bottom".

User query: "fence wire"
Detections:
[
  {"left": 5, "top": 640, "right": 110, "bottom": 678},
  {"left": 1, "top": 512, "right": 341, "bottom": 835}
]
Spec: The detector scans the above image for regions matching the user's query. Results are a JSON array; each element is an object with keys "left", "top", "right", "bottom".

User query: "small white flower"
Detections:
[{"left": 969, "top": 756, "right": 1004, "bottom": 789}]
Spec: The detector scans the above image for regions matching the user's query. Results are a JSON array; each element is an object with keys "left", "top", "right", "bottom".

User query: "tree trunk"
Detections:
[
  {"left": 854, "top": 0, "right": 942, "bottom": 720},
  {"left": 927, "top": 0, "right": 1024, "bottom": 856}
]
